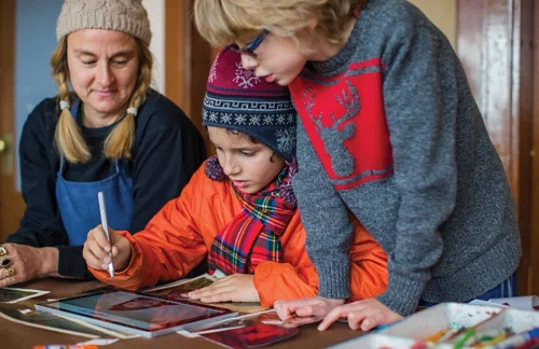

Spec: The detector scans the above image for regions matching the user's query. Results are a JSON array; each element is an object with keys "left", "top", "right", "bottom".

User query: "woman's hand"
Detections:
[
  {"left": 83, "top": 225, "right": 131, "bottom": 273},
  {"left": 184, "top": 274, "right": 260, "bottom": 303},
  {"left": 0, "top": 243, "right": 57, "bottom": 287}
]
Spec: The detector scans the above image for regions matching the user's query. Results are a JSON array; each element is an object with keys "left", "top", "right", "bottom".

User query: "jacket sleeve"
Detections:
[
  {"left": 347, "top": 219, "right": 388, "bottom": 301},
  {"left": 253, "top": 218, "right": 388, "bottom": 307},
  {"left": 90, "top": 168, "right": 209, "bottom": 290},
  {"left": 253, "top": 261, "right": 317, "bottom": 307}
]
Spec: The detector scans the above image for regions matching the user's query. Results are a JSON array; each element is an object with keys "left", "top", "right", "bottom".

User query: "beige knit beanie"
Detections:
[{"left": 56, "top": 0, "right": 152, "bottom": 44}]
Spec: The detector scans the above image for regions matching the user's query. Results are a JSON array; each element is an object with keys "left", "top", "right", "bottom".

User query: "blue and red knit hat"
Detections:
[{"left": 202, "top": 48, "right": 296, "bottom": 161}]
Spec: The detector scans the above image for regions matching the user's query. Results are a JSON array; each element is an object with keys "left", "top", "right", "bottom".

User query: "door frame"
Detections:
[
  {"left": 0, "top": 0, "right": 25, "bottom": 242},
  {"left": 165, "top": 0, "right": 218, "bottom": 154},
  {"left": 530, "top": 0, "right": 539, "bottom": 296}
]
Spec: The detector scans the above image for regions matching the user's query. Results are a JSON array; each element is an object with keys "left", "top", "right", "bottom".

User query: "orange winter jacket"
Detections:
[{"left": 89, "top": 163, "right": 388, "bottom": 306}]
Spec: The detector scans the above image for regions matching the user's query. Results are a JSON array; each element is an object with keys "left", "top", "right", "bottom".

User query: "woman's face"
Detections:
[{"left": 66, "top": 29, "right": 140, "bottom": 124}]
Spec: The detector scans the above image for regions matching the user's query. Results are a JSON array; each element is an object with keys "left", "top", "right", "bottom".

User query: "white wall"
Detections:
[
  {"left": 142, "top": 0, "right": 165, "bottom": 94},
  {"left": 408, "top": 0, "right": 457, "bottom": 48}
]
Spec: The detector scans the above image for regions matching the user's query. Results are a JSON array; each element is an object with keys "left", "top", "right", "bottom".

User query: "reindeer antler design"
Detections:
[
  {"left": 302, "top": 81, "right": 360, "bottom": 177},
  {"left": 304, "top": 89, "right": 324, "bottom": 131},
  {"left": 330, "top": 81, "right": 360, "bottom": 128}
]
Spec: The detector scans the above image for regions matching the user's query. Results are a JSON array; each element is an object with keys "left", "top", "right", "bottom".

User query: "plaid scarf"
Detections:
[{"left": 205, "top": 156, "right": 297, "bottom": 276}]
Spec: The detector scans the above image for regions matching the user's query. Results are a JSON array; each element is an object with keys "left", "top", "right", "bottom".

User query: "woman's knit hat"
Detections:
[
  {"left": 56, "top": 0, "right": 152, "bottom": 44},
  {"left": 202, "top": 48, "right": 297, "bottom": 161}
]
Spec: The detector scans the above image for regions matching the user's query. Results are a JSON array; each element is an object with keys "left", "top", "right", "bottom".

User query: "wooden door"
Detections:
[
  {"left": 530, "top": 0, "right": 539, "bottom": 298},
  {"left": 0, "top": 0, "right": 25, "bottom": 243},
  {"left": 457, "top": 0, "right": 536, "bottom": 295},
  {"left": 165, "top": 0, "right": 218, "bottom": 154}
]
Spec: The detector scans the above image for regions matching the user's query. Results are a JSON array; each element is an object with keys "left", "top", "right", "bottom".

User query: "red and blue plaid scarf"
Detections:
[{"left": 205, "top": 156, "right": 297, "bottom": 276}]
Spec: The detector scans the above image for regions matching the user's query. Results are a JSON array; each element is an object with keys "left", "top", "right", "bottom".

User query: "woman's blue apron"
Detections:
[{"left": 55, "top": 100, "right": 134, "bottom": 246}]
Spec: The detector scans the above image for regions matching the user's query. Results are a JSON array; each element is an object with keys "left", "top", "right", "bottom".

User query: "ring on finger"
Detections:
[
  {"left": 4, "top": 267, "right": 16, "bottom": 278},
  {"left": 0, "top": 245, "right": 7, "bottom": 257},
  {"left": 0, "top": 257, "right": 10, "bottom": 268}
]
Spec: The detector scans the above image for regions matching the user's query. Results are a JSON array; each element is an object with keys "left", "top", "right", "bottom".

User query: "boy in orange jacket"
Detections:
[{"left": 82, "top": 48, "right": 387, "bottom": 307}]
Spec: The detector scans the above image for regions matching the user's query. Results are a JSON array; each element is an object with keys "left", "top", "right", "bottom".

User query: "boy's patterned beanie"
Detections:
[
  {"left": 202, "top": 48, "right": 297, "bottom": 161},
  {"left": 56, "top": 0, "right": 152, "bottom": 44}
]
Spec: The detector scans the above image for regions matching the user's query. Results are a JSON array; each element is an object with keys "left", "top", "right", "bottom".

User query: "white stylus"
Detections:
[{"left": 97, "top": 192, "right": 115, "bottom": 278}]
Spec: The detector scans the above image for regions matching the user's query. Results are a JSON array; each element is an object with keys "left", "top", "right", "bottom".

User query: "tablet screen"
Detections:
[{"left": 43, "top": 291, "right": 230, "bottom": 332}]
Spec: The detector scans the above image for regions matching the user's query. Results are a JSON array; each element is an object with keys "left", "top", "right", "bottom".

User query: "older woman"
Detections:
[{"left": 0, "top": 0, "right": 206, "bottom": 286}]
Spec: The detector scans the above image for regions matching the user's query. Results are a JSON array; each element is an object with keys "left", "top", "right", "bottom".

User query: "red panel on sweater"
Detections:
[{"left": 290, "top": 59, "right": 394, "bottom": 190}]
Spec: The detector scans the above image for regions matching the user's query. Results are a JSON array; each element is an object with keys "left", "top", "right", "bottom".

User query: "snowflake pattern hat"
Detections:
[{"left": 202, "top": 48, "right": 296, "bottom": 161}]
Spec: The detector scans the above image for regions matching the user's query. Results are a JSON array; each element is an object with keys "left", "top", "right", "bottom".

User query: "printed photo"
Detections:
[
  {"left": 143, "top": 274, "right": 216, "bottom": 301},
  {"left": 200, "top": 323, "right": 299, "bottom": 349},
  {"left": 0, "top": 287, "right": 49, "bottom": 304}
]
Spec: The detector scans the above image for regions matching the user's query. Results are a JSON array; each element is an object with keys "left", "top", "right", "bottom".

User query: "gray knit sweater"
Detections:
[{"left": 289, "top": 0, "right": 521, "bottom": 316}]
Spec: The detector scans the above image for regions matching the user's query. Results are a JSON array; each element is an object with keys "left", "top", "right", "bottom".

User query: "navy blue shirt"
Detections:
[{"left": 8, "top": 90, "right": 207, "bottom": 279}]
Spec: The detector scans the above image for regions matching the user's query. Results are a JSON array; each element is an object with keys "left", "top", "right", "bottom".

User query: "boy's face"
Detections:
[
  {"left": 238, "top": 33, "right": 308, "bottom": 86},
  {"left": 208, "top": 127, "right": 285, "bottom": 194}
]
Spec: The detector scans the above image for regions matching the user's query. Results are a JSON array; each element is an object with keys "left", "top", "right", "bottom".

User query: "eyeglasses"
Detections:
[{"left": 229, "top": 29, "right": 269, "bottom": 59}]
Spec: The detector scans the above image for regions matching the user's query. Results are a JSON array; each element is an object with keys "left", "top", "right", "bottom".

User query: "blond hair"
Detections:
[
  {"left": 194, "top": 0, "right": 368, "bottom": 48},
  {"left": 50, "top": 36, "right": 153, "bottom": 163}
]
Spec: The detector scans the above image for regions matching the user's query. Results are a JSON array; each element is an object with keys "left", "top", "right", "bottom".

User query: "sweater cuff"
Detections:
[
  {"left": 314, "top": 253, "right": 351, "bottom": 299},
  {"left": 5, "top": 234, "right": 30, "bottom": 245},
  {"left": 57, "top": 245, "right": 94, "bottom": 280},
  {"left": 376, "top": 272, "right": 425, "bottom": 316}
]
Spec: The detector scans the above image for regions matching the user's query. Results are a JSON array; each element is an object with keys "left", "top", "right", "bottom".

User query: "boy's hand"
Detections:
[
  {"left": 184, "top": 274, "right": 259, "bottom": 303},
  {"left": 318, "top": 298, "right": 403, "bottom": 331},
  {"left": 83, "top": 225, "right": 131, "bottom": 273},
  {"left": 274, "top": 297, "right": 345, "bottom": 321}
]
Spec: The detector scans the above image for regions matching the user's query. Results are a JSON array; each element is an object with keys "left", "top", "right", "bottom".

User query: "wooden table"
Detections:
[{"left": 0, "top": 278, "right": 364, "bottom": 349}]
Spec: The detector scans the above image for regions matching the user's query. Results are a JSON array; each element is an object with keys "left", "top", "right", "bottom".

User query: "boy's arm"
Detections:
[
  {"left": 89, "top": 168, "right": 209, "bottom": 290},
  {"left": 253, "top": 220, "right": 388, "bottom": 306},
  {"left": 376, "top": 24, "right": 458, "bottom": 315},
  {"left": 348, "top": 221, "right": 388, "bottom": 301},
  {"left": 292, "top": 121, "right": 355, "bottom": 300},
  {"left": 253, "top": 262, "right": 317, "bottom": 307}
]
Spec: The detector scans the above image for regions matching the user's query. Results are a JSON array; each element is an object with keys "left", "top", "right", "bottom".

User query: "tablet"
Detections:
[{"left": 35, "top": 290, "right": 238, "bottom": 338}]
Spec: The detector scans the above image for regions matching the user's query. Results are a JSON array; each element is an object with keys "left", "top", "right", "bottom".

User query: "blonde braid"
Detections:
[
  {"left": 51, "top": 38, "right": 91, "bottom": 163},
  {"left": 104, "top": 39, "right": 153, "bottom": 159}
]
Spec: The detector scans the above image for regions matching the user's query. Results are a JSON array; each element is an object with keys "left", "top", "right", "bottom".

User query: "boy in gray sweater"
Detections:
[{"left": 194, "top": 0, "right": 522, "bottom": 331}]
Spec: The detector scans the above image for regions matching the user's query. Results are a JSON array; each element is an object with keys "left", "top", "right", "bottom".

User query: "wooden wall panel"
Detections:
[
  {"left": 456, "top": 1, "right": 486, "bottom": 120},
  {"left": 457, "top": 0, "right": 534, "bottom": 295},
  {"left": 165, "top": 0, "right": 192, "bottom": 116},
  {"left": 530, "top": 0, "right": 539, "bottom": 297},
  {"left": 165, "top": 0, "right": 215, "bottom": 152},
  {"left": 483, "top": 1, "right": 513, "bottom": 178},
  {"left": 0, "top": 0, "right": 26, "bottom": 243},
  {"left": 513, "top": 0, "right": 534, "bottom": 297}
]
